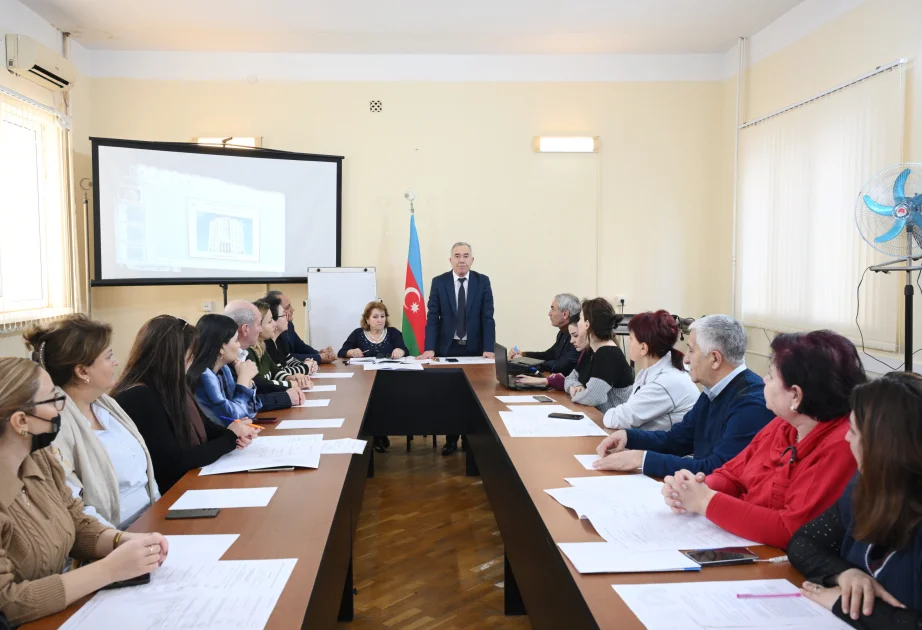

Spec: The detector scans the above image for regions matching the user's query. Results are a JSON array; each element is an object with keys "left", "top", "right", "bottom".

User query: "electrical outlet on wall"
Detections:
[
  {"left": 616, "top": 295, "right": 627, "bottom": 306},
  {"left": 202, "top": 301, "right": 214, "bottom": 313}
]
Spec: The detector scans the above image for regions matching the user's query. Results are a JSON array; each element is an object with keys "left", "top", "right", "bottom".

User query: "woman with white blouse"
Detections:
[{"left": 24, "top": 315, "right": 159, "bottom": 528}]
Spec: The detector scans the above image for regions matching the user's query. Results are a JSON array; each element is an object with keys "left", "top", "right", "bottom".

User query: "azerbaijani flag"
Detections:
[{"left": 402, "top": 214, "right": 426, "bottom": 355}]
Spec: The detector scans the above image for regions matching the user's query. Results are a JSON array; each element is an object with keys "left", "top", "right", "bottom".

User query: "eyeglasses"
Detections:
[{"left": 25, "top": 394, "right": 67, "bottom": 412}]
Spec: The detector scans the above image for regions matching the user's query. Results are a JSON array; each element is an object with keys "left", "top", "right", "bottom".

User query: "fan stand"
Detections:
[{"left": 870, "top": 231, "right": 922, "bottom": 372}]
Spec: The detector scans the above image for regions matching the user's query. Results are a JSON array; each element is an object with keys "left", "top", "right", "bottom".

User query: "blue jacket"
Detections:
[
  {"left": 283, "top": 320, "right": 321, "bottom": 364},
  {"left": 193, "top": 365, "right": 262, "bottom": 426},
  {"left": 424, "top": 270, "right": 496, "bottom": 356},
  {"left": 626, "top": 369, "right": 774, "bottom": 478}
]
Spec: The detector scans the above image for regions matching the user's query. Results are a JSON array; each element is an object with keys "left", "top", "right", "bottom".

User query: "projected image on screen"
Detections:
[{"left": 94, "top": 140, "right": 340, "bottom": 283}]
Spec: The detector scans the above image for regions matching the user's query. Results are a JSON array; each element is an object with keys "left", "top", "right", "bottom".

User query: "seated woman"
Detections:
[
  {"left": 791, "top": 371, "right": 922, "bottom": 628},
  {"left": 515, "top": 316, "right": 582, "bottom": 391},
  {"left": 562, "top": 298, "right": 634, "bottom": 412},
  {"left": 661, "top": 330, "right": 865, "bottom": 549},
  {"left": 602, "top": 310, "right": 700, "bottom": 431},
  {"left": 24, "top": 315, "right": 160, "bottom": 529},
  {"left": 0, "top": 357, "right": 169, "bottom": 626},
  {"left": 189, "top": 314, "right": 262, "bottom": 426},
  {"left": 111, "top": 316, "right": 259, "bottom": 493},
  {"left": 248, "top": 301, "right": 311, "bottom": 390},
  {"left": 262, "top": 294, "right": 317, "bottom": 376},
  {"left": 338, "top": 301, "right": 409, "bottom": 360}
]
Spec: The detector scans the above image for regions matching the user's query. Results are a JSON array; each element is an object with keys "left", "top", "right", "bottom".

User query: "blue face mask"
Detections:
[{"left": 27, "top": 413, "right": 61, "bottom": 452}]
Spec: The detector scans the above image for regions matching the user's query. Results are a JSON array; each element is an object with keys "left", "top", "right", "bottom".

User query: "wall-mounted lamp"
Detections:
[
  {"left": 532, "top": 136, "right": 599, "bottom": 153},
  {"left": 196, "top": 136, "right": 262, "bottom": 148}
]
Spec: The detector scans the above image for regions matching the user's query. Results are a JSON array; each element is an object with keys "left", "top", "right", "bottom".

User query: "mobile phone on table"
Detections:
[
  {"left": 165, "top": 508, "right": 220, "bottom": 520},
  {"left": 682, "top": 548, "right": 758, "bottom": 567},
  {"left": 102, "top": 573, "right": 151, "bottom": 590},
  {"left": 532, "top": 395, "right": 554, "bottom": 403},
  {"left": 548, "top": 412, "right": 584, "bottom": 420},
  {"left": 252, "top": 417, "right": 277, "bottom": 424},
  {"left": 445, "top": 358, "right": 459, "bottom": 363}
]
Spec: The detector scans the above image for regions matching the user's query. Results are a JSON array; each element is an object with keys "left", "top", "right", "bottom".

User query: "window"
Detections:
[
  {"left": 0, "top": 92, "right": 76, "bottom": 330},
  {"left": 737, "top": 68, "right": 904, "bottom": 351}
]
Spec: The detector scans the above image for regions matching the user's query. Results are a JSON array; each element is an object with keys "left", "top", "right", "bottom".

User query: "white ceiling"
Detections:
[{"left": 21, "top": 0, "right": 805, "bottom": 55}]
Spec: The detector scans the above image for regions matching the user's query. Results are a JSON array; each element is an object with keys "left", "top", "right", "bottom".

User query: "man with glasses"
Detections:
[{"left": 264, "top": 291, "right": 336, "bottom": 364}]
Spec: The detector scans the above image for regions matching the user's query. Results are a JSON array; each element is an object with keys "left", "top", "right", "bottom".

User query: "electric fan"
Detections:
[{"left": 855, "top": 163, "right": 922, "bottom": 371}]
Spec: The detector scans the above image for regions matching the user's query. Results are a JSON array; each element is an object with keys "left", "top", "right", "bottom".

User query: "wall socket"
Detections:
[
  {"left": 201, "top": 301, "right": 215, "bottom": 313},
  {"left": 616, "top": 295, "right": 627, "bottom": 305}
]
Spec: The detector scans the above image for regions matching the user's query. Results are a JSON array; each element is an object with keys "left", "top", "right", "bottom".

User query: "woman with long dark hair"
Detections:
[
  {"left": 187, "top": 314, "right": 261, "bottom": 426},
  {"left": 112, "top": 316, "right": 258, "bottom": 492},
  {"left": 791, "top": 371, "right": 922, "bottom": 628}
]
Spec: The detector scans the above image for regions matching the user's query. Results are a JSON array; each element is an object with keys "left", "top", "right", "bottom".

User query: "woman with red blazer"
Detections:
[{"left": 660, "top": 330, "right": 866, "bottom": 549}]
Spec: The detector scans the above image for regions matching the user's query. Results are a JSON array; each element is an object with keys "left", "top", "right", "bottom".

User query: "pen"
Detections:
[
  {"left": 735, "top": 593, "right": 802, "bottom": 599},
  {"left": 220, "top": 416, "right": 263, "bottom": 431},
  {"left": 755, "top": 555, "right": 789, "bottom": 563}
]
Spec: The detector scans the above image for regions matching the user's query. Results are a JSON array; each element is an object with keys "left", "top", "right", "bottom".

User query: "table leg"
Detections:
[{"left": 504, "top": 553, "right": 527, "bottom": 616}]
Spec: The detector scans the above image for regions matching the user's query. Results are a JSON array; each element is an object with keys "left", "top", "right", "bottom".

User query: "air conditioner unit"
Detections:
[{"left": 5, "top": 34, "right": 76, "bottom": 91}]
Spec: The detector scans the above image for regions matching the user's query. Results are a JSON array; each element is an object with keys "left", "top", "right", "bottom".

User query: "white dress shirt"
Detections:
[
  {"left": 90, "top": 404, "right": 153, "bottom": 528},
  {"left": 452, "top": 271, "right": 469, "bottom": 341}
]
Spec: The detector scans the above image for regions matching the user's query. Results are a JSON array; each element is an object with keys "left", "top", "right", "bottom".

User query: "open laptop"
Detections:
[{"left": 494, "top": 343, "right": 549, "bottom": 390}]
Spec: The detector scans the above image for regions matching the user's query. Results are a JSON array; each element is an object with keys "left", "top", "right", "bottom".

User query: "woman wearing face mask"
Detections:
[
  {"left": 188, "top": 314, "right": 261, "bottom": 427},
  {"left": 111, "top": 316, "right": 258, "bottom": 493},
  {"left": 0, "top": 357, "right": 168, "bottom": 626},
  {"left": 791, "top": 372, "right": 922, "bottom": 628},
  {"left": 338, "top": 301, "right": 409, "bottom": 360},
  {"left": 247, "top": 300, "right": 311, "bottom": 389},
  {"left": 24, "top": 316, "right": 160, "bottom": 530}
]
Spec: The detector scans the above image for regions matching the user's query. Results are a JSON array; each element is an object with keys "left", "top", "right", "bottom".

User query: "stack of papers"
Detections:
[
  {"left": 311, "top": 373, "right": 354, "bottom": 379},
  {"left": 304, "top": 384, "right": 336, "bottom": 392},
  {"left": 547, "top": 476, "right": 757, "bottom": 552},
  {"left": 613, "top": 579, "right": 852, "bottom": 629},
  {"left": 558, "top": 544, "right": 699, "bottom": 574},
  {"left": 199, "top": 434, "right": 322, "bottom": 475},
  {"left": 163, "top": 535, "right": 239, "bottom": 564},
  {"left": 60, "top": 558, "right": 298, "bottom": 630},
  {"left": 499, "top": 405, "right": 607, "bottom": 437},
  {"left": 363, "top": 361, "right": 424, "bottom": 371},
  {"left": 438, "top": 356, "right": 495, "bottom": 365},
  {"left": 321, "top": 438, "right": 368, "bottom": 454},
  {"left": 495, "top": 395, "right": 553, "bottom": 404},
  {"left": 170, "top": 487, "right": 277, "bottom": 509},
  {"left": 276, "top": 418, "right": 345, "bottom": 430}
]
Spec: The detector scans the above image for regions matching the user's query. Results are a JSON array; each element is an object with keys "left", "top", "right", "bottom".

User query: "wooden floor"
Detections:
[{"left": 351, "top": 436, "right": 533, "bottom": 630}]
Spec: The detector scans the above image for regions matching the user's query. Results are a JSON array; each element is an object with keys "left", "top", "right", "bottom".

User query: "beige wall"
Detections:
[
  {"left": 81, "top": 79, "right": 727, "bottom": 361},
  {"left": 733, "top": 0, "right": 922, "bottom": 376}
]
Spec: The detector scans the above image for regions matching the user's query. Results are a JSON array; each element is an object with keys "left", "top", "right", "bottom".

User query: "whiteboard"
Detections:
[{"left": 306, "top": 268, "right": 377, "bottom": 352}]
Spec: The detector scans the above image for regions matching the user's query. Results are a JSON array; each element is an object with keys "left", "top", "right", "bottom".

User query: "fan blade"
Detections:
[
  {"left": 875, "top": 218, "right": 907, "bottom": 243},
  {"left": 864, "top": 195, "right": 894, "bottom": 216},
  {"left": 893, "top": 168, "right": 911, "bottom": 200}
]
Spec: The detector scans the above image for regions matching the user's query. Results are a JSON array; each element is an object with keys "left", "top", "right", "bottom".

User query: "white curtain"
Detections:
[
  {"left": 0, "top": 91, "right": 77, "bottom": 331},
  {"left": 737, "top": 68, "right": 904, "bottom": 350}
]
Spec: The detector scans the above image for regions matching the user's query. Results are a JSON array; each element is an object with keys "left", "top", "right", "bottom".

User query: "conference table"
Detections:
[{"left": 29, "top": 362, "right": 803, "bottom": 630}]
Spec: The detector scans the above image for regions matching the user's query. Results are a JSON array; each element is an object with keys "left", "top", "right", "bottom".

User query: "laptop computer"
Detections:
[{"left": 494, "top": 343, "right": 549, "bottom": 390}]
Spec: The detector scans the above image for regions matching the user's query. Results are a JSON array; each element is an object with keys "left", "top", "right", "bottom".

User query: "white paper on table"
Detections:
[
  {"left": 495, "top": 395, "right": 554, "bottom": 404},
  {"left": 304, "top": 384, "right": 336, "bottom": 392},
  {"left": 60, "top": 559, "right": 298, "bottom": 630},
  {"left": 363, "top": 362, "right": 424, "bottom": 371},
  {"left": 321, "top": 438, "right": 368, "bottom": 454},
  {"left": 612, "top": 579, "right": 852, "bottom": 630},
  {"left": 348, "top": 357, "right": 376, "bottom": 363},
  {"left": 499, "top": 411, "right": 608, "bottom": 437},
  {"left": 169, "top": 487, "right": 277, "bottom": 510},
  {"left": 199, "top": 434, "right": 322, "bottom": 475},
  {"left": 295, "top": 399, "right": 331, "bottom": 407},
  {"left": 439, "top": 356, "right": 495, "bottom": 364},
  {"left": 276, "top": 418, "right": 345, "bottom": 430},
  {"left": 506, "top": 404, "right": 585, "bottom": 416},
  {"left": 558, "top": 544, "right": 700, "bottom": 574},
  {"left": 311, "top": 373, "right": 354, "bottom": 379},
  {"left": 163, "top": 535, "right": 239, "bottom": 564},
  {"left": 574, "top": 454, "right": 602, "bottom": 470}
]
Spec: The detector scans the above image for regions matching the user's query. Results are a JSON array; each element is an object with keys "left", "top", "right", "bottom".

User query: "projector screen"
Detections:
[{"left": 91, "top": 138, "right": 342, "bottom": 285}]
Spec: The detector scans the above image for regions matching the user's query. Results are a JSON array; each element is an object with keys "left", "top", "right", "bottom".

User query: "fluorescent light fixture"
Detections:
[
  {"left": 533, "top": 136, "right": 599, "bottom": 153},
  {"left": 196, "top": 136, "right": 262, "bottom": 148}
]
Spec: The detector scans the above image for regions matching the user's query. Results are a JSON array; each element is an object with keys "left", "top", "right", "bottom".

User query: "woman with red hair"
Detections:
[{"left": 602, "top": 310, "right": 699, "bottom": 432}]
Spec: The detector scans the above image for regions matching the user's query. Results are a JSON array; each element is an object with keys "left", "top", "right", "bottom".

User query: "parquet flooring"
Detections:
[{"left": 351, "top": 437, "right": 533, "bottom": 630}]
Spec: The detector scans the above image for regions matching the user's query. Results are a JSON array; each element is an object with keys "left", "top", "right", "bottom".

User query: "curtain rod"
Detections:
[
  {"left": 0, "top": 83, "right": 69, "bottom": 121},
  {"left": 739, "top": 58, "right": 907, "bottom": 130}
]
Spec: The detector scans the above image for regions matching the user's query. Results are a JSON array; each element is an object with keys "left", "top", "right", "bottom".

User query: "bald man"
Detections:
[{"left": 224, "top": 300, "right": 303, "bottom": 410}]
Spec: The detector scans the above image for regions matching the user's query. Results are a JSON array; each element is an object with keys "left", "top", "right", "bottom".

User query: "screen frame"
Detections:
[{"left": 90, "top": 137, "right": 343, "bottom": 287}]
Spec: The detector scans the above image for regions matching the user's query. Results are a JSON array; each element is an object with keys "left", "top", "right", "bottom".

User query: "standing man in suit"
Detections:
[{"left": 419, "top": 242, "right": 496, "bottom": 455}]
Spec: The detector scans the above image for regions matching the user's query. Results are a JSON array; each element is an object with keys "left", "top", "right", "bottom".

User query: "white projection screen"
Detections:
[{"left": 91, "top": 138, "right": 342, "bottom": 285}]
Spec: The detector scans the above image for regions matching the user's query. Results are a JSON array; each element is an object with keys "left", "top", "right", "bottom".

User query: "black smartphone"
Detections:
[
  {"left": 548, "top": 412, "right": 584, "bottom": 420},
  {"left": 682, "top": 548, "right": 758, "bottom": 567},
  {"left": 165, "top": 508, "right": 220, "bottom": 520},
  {"left": 252, "top": 417, "right": 277, "bottom": 424},
  {"left": 445, "top": 358, "right": 459, "bottom": 363},
  {"left": 532, "top": 395, "right": 554, "bottom": 403},
  {"left": 101, "top": 573, "right": 151, "bottom": 590}
]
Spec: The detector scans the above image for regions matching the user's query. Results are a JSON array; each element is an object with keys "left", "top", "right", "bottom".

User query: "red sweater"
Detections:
[{"left": 704, "top": 416, "right": 856, "bottom": 549}]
